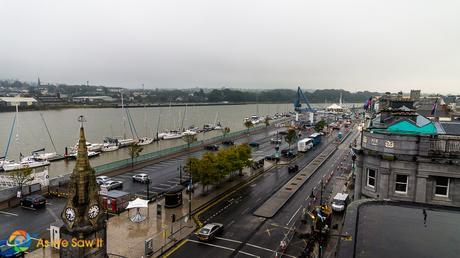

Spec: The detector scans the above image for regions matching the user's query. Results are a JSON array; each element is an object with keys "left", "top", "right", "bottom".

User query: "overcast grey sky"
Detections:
[{"left": 1, "top": 0, "right": 459, "bottom": 93}]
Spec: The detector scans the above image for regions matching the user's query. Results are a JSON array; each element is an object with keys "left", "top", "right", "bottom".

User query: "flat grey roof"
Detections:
[{"left": 339, "top": 201, "right": 460, "bottom": 258}]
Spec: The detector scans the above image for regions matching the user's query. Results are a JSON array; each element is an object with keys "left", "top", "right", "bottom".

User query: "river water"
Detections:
[{"left": 0, "top": 103, "right": 357, "bottom": 177}]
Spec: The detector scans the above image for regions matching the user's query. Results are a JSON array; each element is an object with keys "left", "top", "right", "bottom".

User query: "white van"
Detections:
[
  {"left": 298, "top": 138, "right": 313, "bottom": 152},
  {"left": 331, "top": 193, "right": 349, "bottom": 212}
]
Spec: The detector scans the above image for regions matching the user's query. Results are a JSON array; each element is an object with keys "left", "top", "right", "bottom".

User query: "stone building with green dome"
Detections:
[{"left": 353, "top": 99, "right": 460, "bottom": 206}]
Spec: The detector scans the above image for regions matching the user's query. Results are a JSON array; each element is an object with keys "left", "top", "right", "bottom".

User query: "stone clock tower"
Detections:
[{"left": 60, "top": 116, "right": 107, "bottom": 258}]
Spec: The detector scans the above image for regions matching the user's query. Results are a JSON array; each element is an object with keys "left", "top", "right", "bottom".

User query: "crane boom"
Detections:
[{"left": 294, "top": 87, "right": 314, "bottom": 113}]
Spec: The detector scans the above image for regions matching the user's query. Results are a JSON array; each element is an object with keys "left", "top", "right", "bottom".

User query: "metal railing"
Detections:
[
  {"left": 430, "top": 138, "right": 460, "bottom": 153},
  {"left": 93, "top": 125, "right": 266, "bottom": 175}
]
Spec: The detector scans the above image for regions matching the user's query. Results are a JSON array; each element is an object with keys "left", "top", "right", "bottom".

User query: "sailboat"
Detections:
[
  {"left": 1, "top": 111, "right": 16, "bottom": 171},
  {"left": 163, "top": 106, "right": 183, "bottom": 140},
  {"left": 2, "top": 104, "right": 50, "bottom": 171},
  {"left": 30, "top": 148, "right": 58, "bottom": 161},
  {"left": 137, "top": 84, "right": 154, "bottom": 146},
  {"left": 30, "top": 113, "right": 63, "bottom": 161},
  {"left": 116, "top": 91, "right": 135, "bottom": 147},
  {"left": 213, "top": 112, "right": 222, "bottom": 130},
  {"left": 101, "top": 137, "right": 119, "bottom": 152}
]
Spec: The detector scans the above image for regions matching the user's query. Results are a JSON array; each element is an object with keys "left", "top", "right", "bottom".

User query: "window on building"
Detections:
[
  {"left": 434, "top": 177, "right": 449, "bottom": 197},
  {"left": 367, "top": 168, "right": 376, "bottom": 188},
  {"left": 395, "top": 175, "right": 408, "bottom": 193}
]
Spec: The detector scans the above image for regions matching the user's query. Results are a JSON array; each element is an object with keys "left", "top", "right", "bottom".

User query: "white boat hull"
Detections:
[
  {"left": 118, "top": 139, "right": 135, "bottom": 147},
  {"left": 163, "top": 133, "right": 183, "bottom": 140},
  {"left": 182, "top": 130, "right": 197, "bottom": 136},
  {"left": 3, "top": 160, "right": 50, "bottom": 172},
  {"left": 101, "top": 145, "right": 119, "bottom": 152},
  {"left": 138, "top": 137, "right": 154, "bottom": 146},
  {"left": 34, "top": 152, "right": 58, "bottom": 161}
]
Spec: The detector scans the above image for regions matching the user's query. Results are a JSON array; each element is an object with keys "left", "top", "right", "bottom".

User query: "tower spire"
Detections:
[{"left": 60, "top": 116, "right": 107, "bottom": 257}]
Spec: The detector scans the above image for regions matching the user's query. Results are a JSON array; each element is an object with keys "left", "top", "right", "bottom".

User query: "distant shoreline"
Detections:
[
  {"left": 0, "top": 102, "right": 278, "bottom": 113},
  {"left": 0, "top": 101, "right": 362, "bottom": 113}
]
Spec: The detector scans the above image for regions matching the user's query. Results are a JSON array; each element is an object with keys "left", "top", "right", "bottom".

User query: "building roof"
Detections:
[
  {"left": 338, "top": 200, "right": 460, "bottom": 258},
  {"left": 326, "top": 103, "right": 343, "bottom": 110},
  {"left": 371, "top": 114, "right": 437, "bottom": 135},
  {"left": 0, "top": 97, "right": 37, "bottom": 103},
  {"left": 439, "top": 122, "right": 460, "bottom": 136}
]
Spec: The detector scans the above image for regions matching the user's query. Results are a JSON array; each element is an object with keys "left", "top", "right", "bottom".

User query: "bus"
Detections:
[
  {"left": 298, "top": 138, "right": 313, "bottom": 152},
  {"left": 309, "top": 133, "right": 322, "bottom": 146}
]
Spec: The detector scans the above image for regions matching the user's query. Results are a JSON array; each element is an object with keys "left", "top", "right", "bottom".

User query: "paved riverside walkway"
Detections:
[
  {"left": 253, "top": 143, "right": 337, "bottom": 218},
  {"left": 27, "top": 163, "right": 273, "bottom": 258}
]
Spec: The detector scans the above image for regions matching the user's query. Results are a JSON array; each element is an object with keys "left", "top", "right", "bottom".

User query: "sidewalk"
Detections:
[{"left": 27, "top": 163, "right": 272, "bottom": 258}]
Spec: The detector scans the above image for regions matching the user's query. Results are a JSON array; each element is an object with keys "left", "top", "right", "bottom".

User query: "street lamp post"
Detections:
[
  {"left": 188, "top": 179, "right": 192, "bottom": 220},
  {"left": 146, "top": 178, "right": 150, "bottom": 201},
  {"left": 179, "top": 165, "right": 182, "bottom": 185},
  {"left": 319, "top": 180, "right": 323, "bottom": 206}
]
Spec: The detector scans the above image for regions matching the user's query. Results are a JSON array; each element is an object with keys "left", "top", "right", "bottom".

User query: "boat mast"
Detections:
[
  {"left": 121, "top": 91, "right": 127, "bottom": 139},
  {"left": 3, "top": 111, "right": 17, "bottom": 159},
  {"left": 256, "top": 93, "right": 259, "bottom": 116},
  {"left": 155, "top": 106, "right": 162, "bottom": 139},
  {"left": 15, "top": 104, "right": 21, "bottom": 160},
  {"left": 143, "top": 84, "right": 148, "bottom": 137},
  {"left": 40, "top": 113, "right": 58, "bottom": 153},
  {"left": 213, "top": 111, "right": 218, "bottom": 125},
  {"left": 180, "top": 104, "right": 187, "bottom": 131}
]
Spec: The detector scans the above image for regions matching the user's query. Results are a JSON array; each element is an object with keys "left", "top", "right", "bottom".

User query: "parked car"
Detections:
[
  {"left": 249, "top": 142, "right": 260, "bottom": 148},
  {"left": 270, "top": 138, "right": 282, "bottom": 144},
  {"left": 222, "top": 140, "right": 234, "bottom": 145},
  {"left": 278, "top": 130, "right": 288, "bottom": 135},
  {"left": 204, "top": 145, "right": 219, "bottom": 151},
  {"left": 102, "top": 180, "right": 123, "bottom": 190},
  {"left": 196, "top": 223, "right": 224, "bottom": 242},
  {"left": 96, "top": 176, "right": 110, "bottom": 185},
  {"left": 132, "top": 173, "right": 150, "bottom": 183},
  {"left": 20, "top": 194, "right": 46, "bottom": 209},
  {"left": 0, "top": 240, "right": 24, "bottom": 258}
]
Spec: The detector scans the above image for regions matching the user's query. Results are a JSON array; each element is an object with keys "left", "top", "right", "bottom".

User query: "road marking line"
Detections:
[
  {"left": 150, "top": 186, "right": 167, "bottom": 191},
  {"left": 238, "top": 251, "right": 260, "bottom": 258},
  {"left": 0, "top": 211, "right": 18, "bottom": 216},
  {"left": 115, "top": 175, "right": 132, "bottom": 179},
  {"left": 163, "top": 239, "right": 188, "bottom": 257},
  {"left": 159, "top": 183, "right": 172, "bottom": 187},
  {"left": 215, "top": 237, "right": 242, "bottom": 243},
  {"left": 286, "top": 205, "right": 302, "bottom": 226},
  {"left": 187, "top": 239, "right": 235, "bottom": 251}
]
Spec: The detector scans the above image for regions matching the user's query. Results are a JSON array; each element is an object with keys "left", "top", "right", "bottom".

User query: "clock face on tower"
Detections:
[
  {"left": 88, "top": 205, "right": 100, "bottom": 219},
  {"left": 65, "top": 207, "right": 76, "bottom": 222}
]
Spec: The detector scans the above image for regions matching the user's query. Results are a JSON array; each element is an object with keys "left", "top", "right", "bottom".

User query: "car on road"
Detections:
[
  {"left": 102, "top": 180, "right": 123, "bottom": 190},
  {"left": 196, "top": 223, "right": 224, "bottom": 242},
  {"left": 132, "top": 173, "right": 150, "bottom": 183},
  {"left": 222, "top": 140, "right": 234, "bottom": 145},
  {"left": 250, "top": 157, "right": 265, "bottom": 170},
  {"left": 270, "top": 138, "right": 282, "bottom": 144},
  {"left": 249, "top": 142, "right": 260, "bottom": 148},
  {"left": 332, "top": 193, "right": 350, "bottom": 212},
  {"left": 278, "top": 130, "right": 288, "bottom": 135},
  {"left": 288, "top": 164, "right": 299, "bottom": 173},
  {"left": 20, "top": 194, "right": 46, "bottom": 209},
  {"left": 264, "top": 154, "right": 280, "bottom": 161},
  {"left": 96, "top": 176, "right": 110, "bottom": 185},
  {"left": 204, "top": 145, "right": 219, "bottom": 151},
  {"left": 281, "top": 148, "right": 296, "bottom": 158},
  {"left": 0, "top": 240, "right": 24, "bottom": 258}
]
